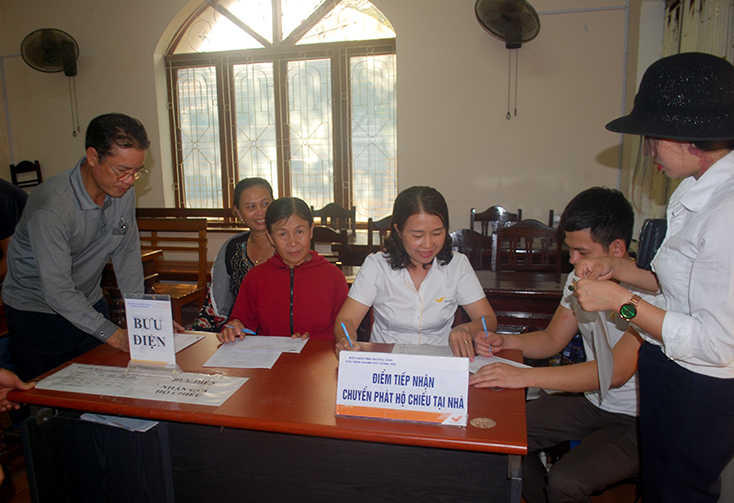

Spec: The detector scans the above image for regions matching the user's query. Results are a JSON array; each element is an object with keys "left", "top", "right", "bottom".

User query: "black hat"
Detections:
[{"left": 606, "top": 52, "right": 734, "bottom": 141}]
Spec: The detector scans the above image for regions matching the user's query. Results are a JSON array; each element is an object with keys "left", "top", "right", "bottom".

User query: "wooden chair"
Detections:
[
  {"left": 496, "top": 219, "right": 562, "bottom": 275},
  {"left": 449, "top": 229, "right": 495, "bottom": 270},
  {"left": 102, "top": 249, "right": 162, "bottom": 328},
  {"left": 367, "top": 214, "right": 392, "bottom": 252},
  {"left": 10, "top": 160, "right": 43, "bottom": 188},
  {"left": 311, "top": 225, "right": 348, "bottom": 267},
  {"left": 137, "top": 218, "right": 208, "bottom": 325},
  {"left": 470, "top": 206, "right": 522, "bottom": 236},
  {"left": 312, "top": 203, "right": 357, "bottom": 234}
]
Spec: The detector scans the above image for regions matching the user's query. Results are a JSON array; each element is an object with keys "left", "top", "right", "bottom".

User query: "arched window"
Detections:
[{"left": 165, "top": 0, "right": 396, "bottom": 222}]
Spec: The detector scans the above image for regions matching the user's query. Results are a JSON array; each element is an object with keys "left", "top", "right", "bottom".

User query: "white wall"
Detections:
[
  {"left": 0, "top": 0, "right": 663, "bottom": 232},
  {"left": 386, "top": 0, "right": 630, "bottom": 228}
]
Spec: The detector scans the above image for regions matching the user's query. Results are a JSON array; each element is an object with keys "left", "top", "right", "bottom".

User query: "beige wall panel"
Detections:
[{"left": 0, "top": 0, "right": 659, "bottom": 231}]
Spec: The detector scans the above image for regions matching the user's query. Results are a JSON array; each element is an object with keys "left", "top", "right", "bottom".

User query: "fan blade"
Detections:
[
  {"left": 475, "top": 0, "right": 540, "bottom": 45},
  {"left": 21, "top": 28, "right": 79, "bottom": 74}
]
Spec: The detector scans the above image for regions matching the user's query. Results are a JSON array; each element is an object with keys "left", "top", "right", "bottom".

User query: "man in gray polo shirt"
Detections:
[{"left": 2, "top": 113, "right": 148, "bottom": 381}]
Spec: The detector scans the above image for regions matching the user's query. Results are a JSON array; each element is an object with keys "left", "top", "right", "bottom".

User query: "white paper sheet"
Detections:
[
  {"left": 125, "top": 295, "right": 176, "bottom": 367},
  {"left": 231, "top": 335, "right": 307, "bottom": 353},
  {"left": 203, "top": 343, "right": 282, "bottom": 369},
  {"left": 36, "top": 363, "right": 247, "bottom": 407},
  {"left": 81, "top": 413, "right": 159, "bottom": 432},
  {"left": 469, "top": 355, "right": 531, "bottom": 374},
  {"left": 391, "top": 344, "right": 454, "bottom": 357},
  {"left": 175, "top": 332, "right": 206, "bottom": 353}
]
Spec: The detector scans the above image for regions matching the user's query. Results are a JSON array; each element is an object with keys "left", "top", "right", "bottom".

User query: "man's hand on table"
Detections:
[{"left": 106, "top": 328, "right": 130, "bottom": 352}]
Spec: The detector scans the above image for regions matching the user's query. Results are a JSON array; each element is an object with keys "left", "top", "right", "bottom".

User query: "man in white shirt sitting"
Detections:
[{"left": 471, "top": 187, "right": 657, "bottom": 503}]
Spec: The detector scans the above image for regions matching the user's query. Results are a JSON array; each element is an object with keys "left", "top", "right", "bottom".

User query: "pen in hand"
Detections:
[
  {"left": 340, "top": 322, "right": 354, "bottom": 349},
  {"left": 224, "top": 324, "right": 256, "bottom": 336},
  {"left": 481, "top": 316, "right": 492, "bottom": 356}
]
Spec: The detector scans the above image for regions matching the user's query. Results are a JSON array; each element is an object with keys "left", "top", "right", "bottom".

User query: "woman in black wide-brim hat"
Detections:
[{"left": 571, "top": 52, "right": 734, "bottom": 503}]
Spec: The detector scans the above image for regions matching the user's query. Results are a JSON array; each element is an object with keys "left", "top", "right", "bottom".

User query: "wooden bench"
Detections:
[
  {"left": 136, "top": 207, "right": 236, "bottom": 224},
  {"left": 136, "top": 218, "right": 208, "bottom": 325},
  {"left": 136, "top": 208, "right": 244, "bottom": 282}
]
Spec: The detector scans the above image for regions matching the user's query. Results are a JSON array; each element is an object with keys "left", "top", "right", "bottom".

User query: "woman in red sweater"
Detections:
[{"left": 218, "top": 197, "right": 348, "bottom": 342}]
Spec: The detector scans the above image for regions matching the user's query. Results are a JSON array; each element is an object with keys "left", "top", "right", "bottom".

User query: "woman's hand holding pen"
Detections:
[
  {"left": 449, "top": 325, "right": 476, "bottom": 361},
  {"left": 335, "top": 321, "right": 360, "bottom": 357},
  {"left": 292, "top": 332, "right": 310, "bottom": 341},
  {"left": 474, "top": 331, "right": 505, "bottom": 357},
  {"left": 218, "top": 319, "right": 248, "bottom": 343},
  {"left": 335, "top": 337, "right": 361, "bottom": 357}
]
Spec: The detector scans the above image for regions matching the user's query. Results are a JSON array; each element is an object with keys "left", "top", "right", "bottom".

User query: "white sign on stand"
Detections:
[
  {"left": 124, "top": 294, "right": 178, "bottom": 372},
  {"left": 336, "top": 351, "right": 469, "bottom": 426}
]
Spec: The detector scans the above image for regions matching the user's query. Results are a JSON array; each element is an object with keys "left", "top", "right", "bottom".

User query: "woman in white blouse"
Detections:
[
  {"left": 334, "top": 186, "right": 496, "bottom": 359},
  {"left": 572, "top": 53, "right": 734, "bottom": 503}
]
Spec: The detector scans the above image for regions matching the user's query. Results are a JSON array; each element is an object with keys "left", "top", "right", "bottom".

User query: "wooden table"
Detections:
[
  {"left": 12, "top": 339, "right": 527, "bottom": 503},
  {"left": 475, "top": 271, "right": 567, "bottom": 331}
]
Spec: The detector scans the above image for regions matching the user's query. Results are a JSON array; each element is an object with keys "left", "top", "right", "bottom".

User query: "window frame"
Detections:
[{"left": 165, "top": 38, "right": 396, "bottom": 213}]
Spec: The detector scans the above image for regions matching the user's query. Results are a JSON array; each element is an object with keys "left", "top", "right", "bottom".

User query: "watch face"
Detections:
[{"left": 620, "top": 303, "right": 637, "bottom": 320}]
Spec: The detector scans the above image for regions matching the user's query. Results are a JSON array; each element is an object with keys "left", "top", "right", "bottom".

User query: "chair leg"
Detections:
[{"left": 171, "top": 303, "right": 183, "bottom": 326}]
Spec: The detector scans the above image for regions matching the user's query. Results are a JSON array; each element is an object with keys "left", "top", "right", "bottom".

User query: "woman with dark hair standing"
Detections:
[
  {"left": 572, "top": 53, "right": 734, "bottom": 502},
  {"left": 219, "top": 197, "right": 348, "bottom": 342},
  {"left": 334, "top": 186, "right": 496, "bottom": 358},
  {"left": 192, "top": 178, "right": 275, "bottom": 332}
]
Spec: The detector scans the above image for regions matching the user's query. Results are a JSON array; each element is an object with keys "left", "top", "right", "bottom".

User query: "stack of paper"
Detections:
[{"left": 203, "top": 336, "right": 308, "bottom": 369}]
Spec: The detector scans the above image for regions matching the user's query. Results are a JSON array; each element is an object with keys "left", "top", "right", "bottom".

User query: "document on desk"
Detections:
[
  {"left": 36, "top": 363, "right": 247, "bottom": 407},
  {"left": 175, "top": 332, "right": 207, "bottom": 353},
  {"left": 392, "top": 344, "right": 453, "bottom": 357},
  {"left": 203, "top": 336, "right": 307, "bottom": 369},
  {"left": 203, "top": 348, "right": 281, "bottom": 369},
  {"left": 469, "top": 355, "right": 531, "bottom": 374},
  {"left": 232, "top": 335, "right": 308, "bottom": 353}
]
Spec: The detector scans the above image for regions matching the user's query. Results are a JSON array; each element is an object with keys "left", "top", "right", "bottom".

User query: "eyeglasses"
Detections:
[{"left": 102, "top": 157, "right": 148, "bottom": 182}]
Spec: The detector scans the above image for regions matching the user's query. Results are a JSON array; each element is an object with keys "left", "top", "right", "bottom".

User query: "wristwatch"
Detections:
[{"left": 619, "top": 294, "right": 641, "bottom": 321}]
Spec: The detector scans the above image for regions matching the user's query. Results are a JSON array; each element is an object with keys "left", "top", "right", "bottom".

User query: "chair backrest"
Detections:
[
  {"left": 470, "top": 206, "right": 522, "bottom": 236},
  {"left": 496, "top": 219, "right": 562, "bottom": 275},
  {"left": 137, "top": 218, "right": 208, "bottom": 288},
  {"left": 636, "top": 218, "right": 667, "bottom": 271},
  {"left": 449, "top": 228, "right": 494, "bottom": 270},
  {"left": 367, "top": 214, "right": 392, "bottom": 252},
  {"left": 548, "top": 209, "right": 558, "bottom": 228},
  {"left": 311, "top": 225, "right": 348, "bottom": 266},
  {"left": 312, "top": 203, "right": 356, "bottom": 233},
  {"left": 10, "top": 160, "right": 43, "bottom": 188}
]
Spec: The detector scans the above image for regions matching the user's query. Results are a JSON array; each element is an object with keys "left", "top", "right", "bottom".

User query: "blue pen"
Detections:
[
  {"left": 340, "top": 322, "right": 354, "bottom": 349},
  {"left": 481, "top": 316, "right": 493, "bottom": 356},
  {"left": 224, "top": 324, "right": 256, "bottom": 335}
]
